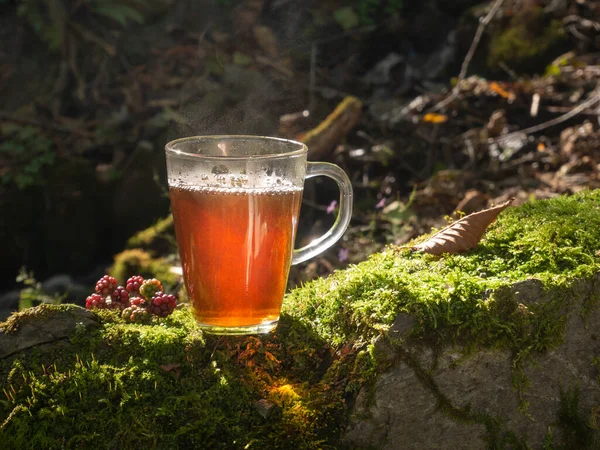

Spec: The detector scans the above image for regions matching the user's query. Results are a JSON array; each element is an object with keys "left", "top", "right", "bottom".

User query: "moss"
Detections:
[
  {"left": 487, "top": 7, "right": 568, "bottom": 73},
  {"left": 543, "top": 385, "right": 600, "bottom": 449},
  {"left": 1, "top": 308, "right": 346, "bottom": 449},
  {"left": 285, "top": 189, "right": 600, "bottom": 346},
  {"left": 1, "top": 190, "right": 599, "bottom": 448},
  {"left": 109, "top": 248, "right": 178, "bottom": 287}
]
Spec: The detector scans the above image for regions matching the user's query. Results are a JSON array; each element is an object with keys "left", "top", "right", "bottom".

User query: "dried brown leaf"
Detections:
[{"left": 412, "top": 198, "right": 515, "bottom": 255}]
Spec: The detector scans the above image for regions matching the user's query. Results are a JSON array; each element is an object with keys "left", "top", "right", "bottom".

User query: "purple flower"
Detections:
[
  {"left": 327, "top": 200, "right": 338, "bottom": 214},
  {"left": 375, "top": 197, "right": 387, "bottom": 209},
  {"left": 338, "top": 248, "right": 349, "bottom": 262}
]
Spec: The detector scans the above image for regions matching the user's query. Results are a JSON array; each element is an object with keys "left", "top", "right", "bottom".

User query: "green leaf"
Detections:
[{"left": 334, "top": 7, "right": 359, "bottom": 30}]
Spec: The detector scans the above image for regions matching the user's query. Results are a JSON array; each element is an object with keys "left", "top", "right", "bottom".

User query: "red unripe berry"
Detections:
[
  {"left": 148, "top": 292, "right": 177, "bottom": 317},
  {"left": 129, "top": 297, "right": 146, "bottom": 308},
  {"left": 126, "top": 275, "right": 145, "bottom": 296},
  {"left": 110, "top": 286, "right": 129, "bottom": 309},
  {"left": 95, "top": 275, "right": 117, "bottom": 296},
  {"left": 86, "top": 293, "right": 107, "bottom": 310}
]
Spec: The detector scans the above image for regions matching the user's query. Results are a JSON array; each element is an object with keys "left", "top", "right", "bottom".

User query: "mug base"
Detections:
[{"left": 196, "top": 319, "right": 278, "bottom": 335}]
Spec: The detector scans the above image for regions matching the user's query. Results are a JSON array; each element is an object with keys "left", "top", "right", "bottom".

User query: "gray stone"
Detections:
[{"left": 344, "top": 360, "right": 488, "bottom": 449}]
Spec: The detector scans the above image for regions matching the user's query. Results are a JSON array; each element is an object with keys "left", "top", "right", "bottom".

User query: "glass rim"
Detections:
[{"left": 165, "top": 135, "right": 308, "bottom": 160}]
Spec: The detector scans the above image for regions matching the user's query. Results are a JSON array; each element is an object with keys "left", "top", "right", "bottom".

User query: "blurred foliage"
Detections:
[
  {"left": 487, "top": 6, "right": 567, "bottom": 73},
  {"left": 15, "top": 0, "right": 159, "bottom": 52},
  {"left": 0, "top": 125, "right": 55, "bottom": 189},
  {"left": 16, "top": 268, "right": 66, "bottom": 311}
]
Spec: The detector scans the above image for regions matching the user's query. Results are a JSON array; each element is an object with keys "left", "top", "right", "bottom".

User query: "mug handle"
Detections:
[{"left": 292, "top": 162, "right": 353, "bottom": 265}]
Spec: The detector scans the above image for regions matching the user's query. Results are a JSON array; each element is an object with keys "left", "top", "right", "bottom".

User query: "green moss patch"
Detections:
[
  {"left": 1, "top": 190, "right": 599, "bottom": 448},
  {"left": 286, "top": 190, "right": 600, "bottom": 344}
]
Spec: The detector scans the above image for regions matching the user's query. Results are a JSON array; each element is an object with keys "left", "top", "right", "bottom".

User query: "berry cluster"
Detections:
[{"left": 85, "top": 275, "right": 177, "bottom": 323}]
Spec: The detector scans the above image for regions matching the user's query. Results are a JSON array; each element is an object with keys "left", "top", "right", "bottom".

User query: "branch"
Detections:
[
  {"left": 490, "top": 88, "right": 600, "bottom": 144},
  {"left": 430, "top": 0, "right": 505, "bottom": 112}
]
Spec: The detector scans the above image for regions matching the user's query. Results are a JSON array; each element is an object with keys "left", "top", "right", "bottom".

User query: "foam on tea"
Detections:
[{"left": 170, "top": 183, "right": 303, "bottom": 327}]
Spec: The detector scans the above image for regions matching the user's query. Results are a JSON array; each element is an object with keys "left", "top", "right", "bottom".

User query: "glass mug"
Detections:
[{"left": 165, "top": 136, "right": 353, "bottom": 335}]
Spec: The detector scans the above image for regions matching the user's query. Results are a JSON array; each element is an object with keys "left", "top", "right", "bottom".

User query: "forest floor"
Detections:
[{"left": 0, "top": 0, "right": 599, "bottom": 304}]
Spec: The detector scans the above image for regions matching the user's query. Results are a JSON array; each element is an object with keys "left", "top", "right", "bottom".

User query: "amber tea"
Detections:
[{"left": 170, "top": 185, "right": 303, "bottom": 328}]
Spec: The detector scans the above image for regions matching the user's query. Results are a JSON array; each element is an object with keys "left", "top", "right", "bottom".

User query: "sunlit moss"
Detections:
[{"left": 109, "top": 248, "right": 178, "bottom": 286}]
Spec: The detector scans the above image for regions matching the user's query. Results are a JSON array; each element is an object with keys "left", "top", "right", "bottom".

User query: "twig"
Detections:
[
  {"left": 546, "top": 106, "right": 599, "bottom": 116},
  {"left": 430, "top": 0, "right": 505, "bottom": 112},
  {"left": 490, "top": 89, "right": 600, "bottom": 143},
  {"left": 498, "top": 61, "right": 518, "bottom": 80},
  {"left": 0, "top": 111, "right": 95, "bottom": 138}
]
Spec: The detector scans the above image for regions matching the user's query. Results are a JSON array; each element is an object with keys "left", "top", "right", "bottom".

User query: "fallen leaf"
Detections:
[
  {"left": 411, "top": 198, "right": 515, "bottom": 255},
  {"left": 489, "top": 81, "right": 513, "bottom": 100},
  {"left": 422, "top": 113, "right": 448, "bottom": 124}
]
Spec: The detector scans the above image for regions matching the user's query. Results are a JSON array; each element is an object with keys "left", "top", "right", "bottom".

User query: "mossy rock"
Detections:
[{"left": 1, "top": 190, "right": 599, "bottom": 448}]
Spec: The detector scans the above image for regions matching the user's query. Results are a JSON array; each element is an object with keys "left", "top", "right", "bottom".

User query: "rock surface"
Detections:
[
  {"left": 0, "top": 306, "right": 98, "bottom": 359},
  {"left": 344, "top": 274, "right": 600, "bottom": 449}
]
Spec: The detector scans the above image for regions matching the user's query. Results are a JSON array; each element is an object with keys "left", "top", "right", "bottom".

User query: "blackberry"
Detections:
[
  {"left": 121, "top": 306, "right": 135, "bottom": 322},
  {"left": 110, "top": 286, "right": 129, "bottom": 309},
  {"left": 86, "top": 293, "right": 107, "bottom": 310},
  {"left": 140, "top": 278, "right": 163, "bottom": 300},
  {"left": 131, "top": 308, "right": 152, "bottom": 324},
  {"left": 122, "top": 305, "right": 151, "bottom": 324},
  {"left": 148, "top": 292, "right": 177, "bottom": 317},
  {"left": 126, "top": 275, "right": 145, "bottom": 296},
  {"left": 95, "top": 275, "right": 117, "bottom": 296},
  {"left": 129, "top": 296, "right": 146, "bottom": 308}
]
